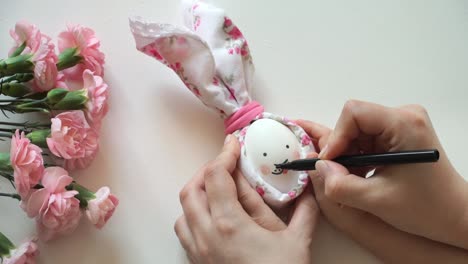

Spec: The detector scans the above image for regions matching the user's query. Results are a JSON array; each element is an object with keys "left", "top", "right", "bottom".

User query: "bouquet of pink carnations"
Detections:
[{"left": 0, "top": 21, "right": 118, "bottom": 264}]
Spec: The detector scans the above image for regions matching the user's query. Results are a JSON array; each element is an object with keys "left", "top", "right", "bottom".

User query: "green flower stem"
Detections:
[
  {"left": 0, "top": 99, "right": 35, "bottom": 103},
  {"left": 69, "top": 182, "right": 96, "bottom": 208},
  {"left": 0, "top": 132, "right": 13, "bottom": 138},
  {"left": 0, "top": 121, "right": 51, "bottom": 128},
  {"left": 0, "top": 192, "right": 20, "bottom": 200},
  {"left": 6, "top": 98, "right": 49, "bottom": 114},
  {"left": 0, "top": 128, "right": 14, "bottom": 133},
  {"left": 0, "top": 172, "right": 15, "bottom": 189},
  {"left": 0, "top": 88, "right": 88, "bottom": 114},
  {"left": 0, "top": 174, "right": 13, "bottom": 181}
]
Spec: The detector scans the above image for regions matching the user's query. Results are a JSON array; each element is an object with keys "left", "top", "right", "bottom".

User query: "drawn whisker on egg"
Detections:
[
  {"left": 271, "top": 169, "right": 283, "bottom": 175},
  {"left": 271, "top": 159, "right": 288, "bottom": 175}
]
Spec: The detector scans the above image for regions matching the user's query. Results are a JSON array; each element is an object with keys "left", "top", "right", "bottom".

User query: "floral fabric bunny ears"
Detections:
[{"left": 129, "top": 0, "right": 315, "bottom": 207}]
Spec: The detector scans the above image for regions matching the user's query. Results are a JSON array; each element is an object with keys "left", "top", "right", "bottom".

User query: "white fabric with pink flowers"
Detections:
[
  {"left": 130, "top": 0, "right": 253, "bottom": 119},
  {"left": 129, "top": 0, "right": 315, "bottom": 207}
]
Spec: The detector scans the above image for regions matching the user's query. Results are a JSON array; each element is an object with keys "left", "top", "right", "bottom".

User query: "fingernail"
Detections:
[
  {"left": 224, "top": 134, "right": 232, "bottom": 145},
  {"left": 315, "top": 160, "right": 331, "bottom": 178},
  {"left": 318, "top": 144, "right": 328, "bottom": 159}
]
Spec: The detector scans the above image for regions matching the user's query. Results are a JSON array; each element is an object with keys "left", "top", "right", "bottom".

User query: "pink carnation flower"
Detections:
[
  {"left": 46, "top": 111, "right": 96, "bottom": 160},
  {"left": 25, "top": 167, "right": 82, "bottom": 241},
  {"left": 9, "top": 21, "right": 46, "bottom": 60},
  {"left": 82, "top": 70, "right": 109, "bottom": 128},
  {"left": 32, "top": 56, "right": 58, "bottom": 92},
  {"left": 2, "top": 237, "right": 39, "bottom": 264},
  {"left": 86, "top": 187, "right": 119, "bottom": 229},
  {"left": 63, "top": 129, "right": 99, "bottom": 171},
  {"left": 58, "top": 24, "right": 105, "bottom": 80},
  {"left": 10, "top": 130, "right": 44, "bottom": 200},
  {"left": 9, "top": 21, "right": 58, "bottom": 92}
]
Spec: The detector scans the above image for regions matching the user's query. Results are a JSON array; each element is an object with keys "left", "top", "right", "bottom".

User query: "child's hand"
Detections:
[{"left": 298, "top": 100, "right": 468, "bottom": 251}]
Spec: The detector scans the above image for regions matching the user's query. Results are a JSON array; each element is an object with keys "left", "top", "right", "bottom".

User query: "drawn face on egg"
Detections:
[{"left": 244, "top": 119, "right": 301, "bottom": 193}]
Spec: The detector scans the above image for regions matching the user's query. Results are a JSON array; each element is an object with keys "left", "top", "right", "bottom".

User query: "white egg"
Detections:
[{"left": 244, "top": 119, "right": 301, "bottom": 193}]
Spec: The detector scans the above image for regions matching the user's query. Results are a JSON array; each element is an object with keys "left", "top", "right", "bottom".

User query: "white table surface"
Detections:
[{"left": 1, "top": 0, "right": 468, "bottom": 263}]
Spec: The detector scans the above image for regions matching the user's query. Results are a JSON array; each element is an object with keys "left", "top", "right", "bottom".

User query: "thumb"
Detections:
[
  {"left": 316, "top": 160, "right": 378, "bottom": 212},
  {"left": 233, "top": 170, "right": 286, "bottom": 231},
  {"left": 215, "top": 134, "right": 241, "bottom": 174},
  {"left": 288, "top": 185, "right": 320, "bottom": 238}
]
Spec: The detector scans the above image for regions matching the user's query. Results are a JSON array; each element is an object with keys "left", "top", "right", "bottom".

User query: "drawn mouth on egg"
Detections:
[{"left": 272, "top": 159, "right": 288, "bottom": 175}]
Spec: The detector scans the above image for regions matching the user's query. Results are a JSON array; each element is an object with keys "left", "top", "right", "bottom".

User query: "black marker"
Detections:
[{"left": 275, "top": 149, "right": 439, "bottom": 171}]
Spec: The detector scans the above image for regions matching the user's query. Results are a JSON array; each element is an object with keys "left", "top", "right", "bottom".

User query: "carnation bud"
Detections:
[
  {"left": 50, "top": 89, "right": 88, "bottom": 110},
  {"left": 2, "top": 82, "right": 32, "bottom": 97},
  {"left": 57, "top": 48, "right": 82, "bottom": 71},
  {"left": 26, "top": 129, "right": 51, "bottom": 148},
  {"left": 46, "top": 88, "right": 68, "bottom": 104},
  {"left": 9, "top": 42, "right": 27, "bottom": 58},
  {"left": 0, "top": 54, "right": 34, "bottom": 76}
]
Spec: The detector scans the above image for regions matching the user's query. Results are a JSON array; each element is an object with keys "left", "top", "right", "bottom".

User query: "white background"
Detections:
[{"left": 1, "top": 0, "right": 468, "bottom": 263}]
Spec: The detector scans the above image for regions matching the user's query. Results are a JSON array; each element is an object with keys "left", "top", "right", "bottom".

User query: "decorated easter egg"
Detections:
[
  {"left": 244, "top": 119, "right": 301, "bottom": 193},
  {"left": 237, "top": 113, "right": 315, "bottom": 207}
]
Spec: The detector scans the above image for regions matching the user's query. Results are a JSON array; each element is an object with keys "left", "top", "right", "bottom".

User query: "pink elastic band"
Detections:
[{"left": 224, "top": 101, "right": 264, "bottom": 134}]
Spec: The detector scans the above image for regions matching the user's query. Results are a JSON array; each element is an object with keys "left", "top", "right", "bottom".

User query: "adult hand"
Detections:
[
  {"left": 174, "top": 135, "right": 320, "bottom": 264},
  {"left": 298, "top": 101, "right": 466, "bottom": 262}
]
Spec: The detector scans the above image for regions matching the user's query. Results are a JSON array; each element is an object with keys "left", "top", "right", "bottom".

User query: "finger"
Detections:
[
  {"left": 311, "top": 172, "right": 371, "bottom": 233},
  {"left": 296, "top": 119, "right": 332, "bottom": 150},
  {"left": 204, "top": 135, "right": 244, "bottom": 218},
  {"left": 296, "top": 119, "right": 332, "bottom": 139},
  {"left": 179, "top": 166, "right": 211, "bottom": 235},
  {"left": 214, "top": 134, "right": 241, "bottom": 174},
  {"left": 174, "top": 216, "right": 196, "bottom": 254},
  {"left": 288, "top": 185, "right": 320, "bottom": 238},
  {"left": 316, "top": 160, "right": 380, "bottom": 212},
  {"left": 320, "top": 100, "right": 396, "bottom": 159},
  {"left": 233, "top": 169, "right": 286, "bottom": 231}
]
